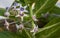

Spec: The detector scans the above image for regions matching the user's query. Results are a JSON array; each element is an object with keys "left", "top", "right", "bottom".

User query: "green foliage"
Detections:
[
  {"left": 0, "top": 31, "right": 19, "bottom": 38},
  {"left": 0, "top": 8, "right": 5, "bottom": 16},
  {"left": 35, "top": 18, "right": 60, "bottom": 38},
  {"left": 49, "top": 6, "right": 60, "bottom": 14},
  {"left": 35, "top": 0, "right": 58, "bottom": 17}
]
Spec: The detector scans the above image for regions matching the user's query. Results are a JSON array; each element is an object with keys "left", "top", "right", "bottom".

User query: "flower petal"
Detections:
[
  {"left": 16, "top": 24, "right": 20, "bottom": 30},
  {"left": 30, "top": 29, "right": 34, "bottom": 32},
  {"left": 0, "top": 16, "right": 8, "bottom": 20},
  {"left": 19, "top": 24, "right": 24, "bottom": 29},
  {"left": 24, "top": 10, "right": 28, "bottom": 13},
  {"left": 4, "top": 20, "right": 10, "bottom": 30},
  {"left": 24, "top": 5, "right": 27, "bottom": 8},
  {"left": 32, "top": 15, "right": 38, "bottom": 21},
  {"left": 21, "top": 16, "right": 24, "bottom": 21},
  {"left": 15, "top": 14, "right": 20, "bottom": 17},
  {"left": 30, "top": 25, "right": 38, "bottom": 33},
  {"left": 20, "top": 4, "right": 22, "bottom": 7},
  {"left": 24, "top": 14, "right": 28, "bottom": 17},
  {"left": 16, "top": 8, "right": 20, "bottom": 10}
]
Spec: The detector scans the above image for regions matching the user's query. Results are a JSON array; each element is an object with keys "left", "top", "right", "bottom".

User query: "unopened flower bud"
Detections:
[
  {"left": 32, "top": 3, "right": 35, "bottom": 10},
  {"left": 4, "top": 11, "right": 10, "bottom": 17}
]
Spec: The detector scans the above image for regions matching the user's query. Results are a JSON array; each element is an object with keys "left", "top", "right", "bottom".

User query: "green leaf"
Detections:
[
  {"left": 21, "top": 29, "right": 32, "bottom": 38},
  {"left": 47, "top": 27, "right": 60, "bottom": 38},
  {"left": 0, "top": 31, "right": 24, "bottom": 38},
  {"left": 35, "top": 22, "right": 60, "bottom": 38},
  {"left": 49, "top": 6, "right": 60, "bottom": 14},
  {"left": 35, "top": 17, "right": 60, "bottom": 38},
  {"left": 0, "top": 8, "right": 5, "bottom": 16},
  {"left": 23, "top": 0, "right": 36, "bottom": 4},
  {"left": 45, "top": 17, "right": 60, "bottom": 27},
  {"left": 35, "top": 0, "right": 58, "bottom": 17}
]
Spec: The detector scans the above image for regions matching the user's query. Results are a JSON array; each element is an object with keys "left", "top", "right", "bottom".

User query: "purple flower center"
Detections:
[
  {"left": 14, "top": 2, "right": 18, "bottom": 6},
  {"left": 19, "top": 13, "right": 24, "bottom": 16},
  {"left": 6, "top": 7, "right": 9, "bottom": 11},
  {"left": 6, "top": 7, "right": 9, "bottom": 10},
  {"left": 20, "top": 7, "right": 24, "bottom": 11}
]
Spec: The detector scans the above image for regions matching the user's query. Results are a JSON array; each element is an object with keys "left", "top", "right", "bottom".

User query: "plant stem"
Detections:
[
  {"left": 29, "top": 6, "right": 35, "bottom": 38},
  {"left": 29, "top": 6, "right": 35, "bottom": 28},
  {"left": 24, "top": 29, "right": 32, "bottom": 38}
]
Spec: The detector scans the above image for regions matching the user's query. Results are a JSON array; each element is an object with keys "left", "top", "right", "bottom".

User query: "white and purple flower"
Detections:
[
  {"left": 30, "top": 24, "right": 38, "bottom": 35},
  {"left": 12, "top": 2, "right": 20, "bottom": 9},
  {"left": 16, "top": 4, "right": 28, "bottom": 13},
  {"left": 30, "top": 25, "right": 38, "bottom": 33},
  {"left": 16, "top": 23, "right": 24, "bottom": 30},
  {"left": 16, "top": 13, "right": 28, "bottom": 21},
  {"left": 15, "top": 4, "right": 28, "bottom": 21},
  {"left": 32, "top": 15, "right": 38, "bottom": 21}
]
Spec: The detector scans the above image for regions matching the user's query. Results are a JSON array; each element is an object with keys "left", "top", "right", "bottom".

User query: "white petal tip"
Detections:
[{"left": 0, "top": 16, "right": 8, "bottom": 20}]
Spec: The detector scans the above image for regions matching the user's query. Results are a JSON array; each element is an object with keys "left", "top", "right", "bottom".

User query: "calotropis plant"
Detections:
[
  {"left": 0, "top": 0, "right": 60, "bottom": 38},
  {"left": 0, "top": 1, "right": 38, "bottom": 35}
]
